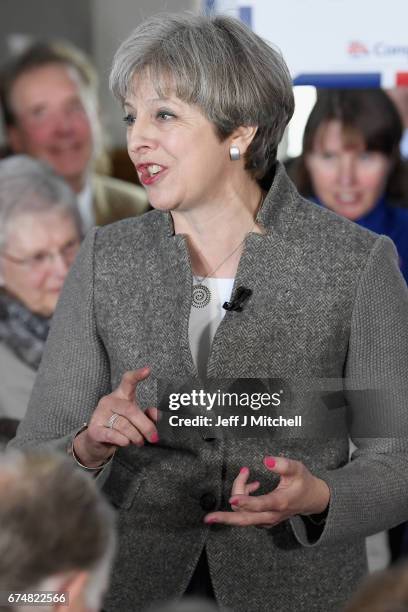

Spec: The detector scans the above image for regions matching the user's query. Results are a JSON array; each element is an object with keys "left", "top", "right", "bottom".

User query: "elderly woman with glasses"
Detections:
[
  {"left": 0, "top": 155, "right": 81, "bottom": 440},
  {"left": 12, "top": 13, "right": 408, "bottom": 612}
]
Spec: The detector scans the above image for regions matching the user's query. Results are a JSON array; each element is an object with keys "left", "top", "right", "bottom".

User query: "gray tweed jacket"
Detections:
[{"left": 13, "top": 163, "right": 408, "bottom": 612}]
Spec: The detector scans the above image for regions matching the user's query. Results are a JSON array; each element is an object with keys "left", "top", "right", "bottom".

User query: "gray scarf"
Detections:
[{"left": 0, "top": 291, "right": 50, "bottom": 370}]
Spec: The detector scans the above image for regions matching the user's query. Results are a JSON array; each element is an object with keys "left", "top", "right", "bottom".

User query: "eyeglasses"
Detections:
[{"left": 0, "top": 239, "right": 81, "bottom": 272}]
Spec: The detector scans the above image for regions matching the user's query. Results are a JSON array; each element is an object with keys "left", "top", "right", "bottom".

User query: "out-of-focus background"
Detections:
[
  {"left": 0, "top": 0, "right": 200, "bottom": 152},
  {"left": 0, "top": 0, "right": 321, "bottom": 167},
  {"left": 4, "top": 0, "right": 406, "bottom": 164}
]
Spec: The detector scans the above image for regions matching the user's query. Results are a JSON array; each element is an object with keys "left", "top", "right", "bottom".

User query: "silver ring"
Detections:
[{"left": 106, "top": 413, "right": 120, "bottom": 429}]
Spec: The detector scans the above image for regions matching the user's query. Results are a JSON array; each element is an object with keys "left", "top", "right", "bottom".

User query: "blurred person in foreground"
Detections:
[
  {"left": 0, "top": 451, "right": 115, "bottom": 612},
  {"left": 344, "top": 562, "right": 408, "bottom": 612},
  {"left": 11, "top": 13, "right": 408, "bottom": 612},
  {"left": 0, "top": 155, "right": 82, "bottom": 443},
  {"left": 291, "top": 89, "right": 408, "bottom": 283},
  {"left": 0, "top": 41, "right": 148, "bottom": 231}
]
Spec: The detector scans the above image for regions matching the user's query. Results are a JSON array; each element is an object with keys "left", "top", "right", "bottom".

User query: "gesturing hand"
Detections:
[
  {"left": 73, "top": 367, "right": 159, "bottom": 468},
  {"left": 204, "top": 456, "right": 330, "bottom": 527}
]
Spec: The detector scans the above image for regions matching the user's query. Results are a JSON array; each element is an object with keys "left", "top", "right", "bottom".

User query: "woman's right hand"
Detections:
[{"left": 73, "top": 367, "right": 159, "bottom": 468}]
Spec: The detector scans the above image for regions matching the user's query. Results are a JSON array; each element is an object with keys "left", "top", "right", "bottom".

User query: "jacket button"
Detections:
[{"left": 200, "top": 493, "right": 217, "bottom": 511}]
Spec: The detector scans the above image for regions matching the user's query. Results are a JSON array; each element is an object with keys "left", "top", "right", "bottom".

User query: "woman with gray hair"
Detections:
[
  {"left": 12, "top": 13, "right": 408, "bottom": 612},
  {"left": 0, "top": 155, "right": 81, "bottom": 439}
]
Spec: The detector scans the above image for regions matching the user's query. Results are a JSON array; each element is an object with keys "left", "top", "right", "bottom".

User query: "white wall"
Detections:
[{"left": 91, "top": 0, "right": 200, "bottom": 148}]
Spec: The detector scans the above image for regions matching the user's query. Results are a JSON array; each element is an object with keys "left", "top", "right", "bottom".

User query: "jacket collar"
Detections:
[
  {"left": 256, "top": 161, "right": 301, "bottom": 236},
  {"left": 162, "top": 162, "right": 301, "bottom": 239}
]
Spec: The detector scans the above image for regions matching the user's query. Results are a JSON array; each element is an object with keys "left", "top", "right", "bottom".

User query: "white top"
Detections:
[
  {"left": 188, "top": 277, "right": 234, "bottom": 378},
  {"left": 76, "top": 179, "right": 95, "bottom": 232}
]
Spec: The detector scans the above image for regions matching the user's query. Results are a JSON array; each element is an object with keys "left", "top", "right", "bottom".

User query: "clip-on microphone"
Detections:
[{"left": 223, "top": 286, "right": 252, "bottom": 312}]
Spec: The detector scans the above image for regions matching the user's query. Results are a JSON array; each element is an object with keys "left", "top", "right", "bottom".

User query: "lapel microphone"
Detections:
[{"left": 223, "top": 286, "right": 252, "bottom": 312}]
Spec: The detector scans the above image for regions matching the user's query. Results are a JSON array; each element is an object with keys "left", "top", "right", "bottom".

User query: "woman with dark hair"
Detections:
[
  {"left": 12, "top": 14, "right": 408, "bottom": 612},
  {"left": 292, "top": 88, "right": 408, "bottom": 283}
]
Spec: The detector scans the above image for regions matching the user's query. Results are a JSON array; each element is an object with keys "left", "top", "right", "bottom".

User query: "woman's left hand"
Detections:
[{"left": 204, "top": 456, "right": 330, "bottom": 527}]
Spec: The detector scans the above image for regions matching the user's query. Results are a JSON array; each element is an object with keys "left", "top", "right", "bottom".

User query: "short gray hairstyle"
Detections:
[
  {"left": 0, "top": 155, "right": 82, "bottom": 251},
  {"left": 110, "top": 13, "right": 294, "bottom": 179},
  {"left": 0, "top": 451, "right": 115, "bottom": 612}
]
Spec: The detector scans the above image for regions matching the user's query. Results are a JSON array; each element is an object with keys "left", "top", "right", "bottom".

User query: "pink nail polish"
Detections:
[
  {"left": 240, "top": 466, "right": 249, "bottom": 474},
  {"left": 205, "top": 517, "right": 218, "bottom": 524},
  {"left": 230, "top": 497, "right": 239, "bottom": 506},
  {"left": 264, "top": 456, "right": 276, "bottom": 469},
  {"left": 150, "top": 432, "right": 159, "bottom": 443}
]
